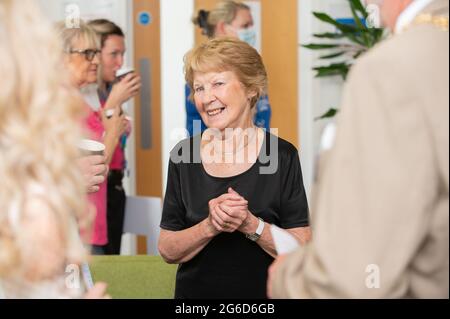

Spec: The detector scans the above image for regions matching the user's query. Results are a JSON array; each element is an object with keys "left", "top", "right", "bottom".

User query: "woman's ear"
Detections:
[
  {"left": 215, "top": 21, "right": 227, "bottom": 36},
  {"left": 247, "top": 89, "right": 258, "bottom": 101}
]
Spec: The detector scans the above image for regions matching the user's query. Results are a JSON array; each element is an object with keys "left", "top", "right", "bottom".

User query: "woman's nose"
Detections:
[
  {"left": 116, "top": 55, "right": 124, "bottom": 68},
  {"left": 202, "top": 87, "right": 216, "bottom": 104},
  {"left": 92, "top": 53, "right": 100, "bottom": 65}
]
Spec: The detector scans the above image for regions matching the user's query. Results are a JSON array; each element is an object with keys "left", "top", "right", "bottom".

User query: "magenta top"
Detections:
[{"left": 84, "top": 107, "right": 108, "bottom": 246}]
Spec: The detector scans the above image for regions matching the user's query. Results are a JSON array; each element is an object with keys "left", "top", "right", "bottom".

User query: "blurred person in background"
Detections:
[
  {"left": 268, "top": 0, "right": 449, "bottom": 298},
  {"left": 187, "top": 0, "right": 271, "bottom": 136},
  {"left": 0, "top": 0, "right": 107, "bottom": 298},
  {"left": 88, "top": 19, "right": 141, "bottom": 255},
  {"left": 57, "top": 21, "right": 127, "bottom": 255}
]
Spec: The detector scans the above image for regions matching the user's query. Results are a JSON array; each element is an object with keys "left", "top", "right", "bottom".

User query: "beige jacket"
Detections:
[{"left": 272, "top": 0, "right": 449, "bottom": 298}]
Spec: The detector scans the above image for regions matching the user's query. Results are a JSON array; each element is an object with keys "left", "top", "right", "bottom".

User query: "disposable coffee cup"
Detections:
[
  {"left": 116, "top": 67, "right": 134, "bottom": 80},
  {"left": 105, "top": 108, "right": 124, "bottom": 119},
  {"left": 77, "top": 139, "right": 105, "bottom": 156}
]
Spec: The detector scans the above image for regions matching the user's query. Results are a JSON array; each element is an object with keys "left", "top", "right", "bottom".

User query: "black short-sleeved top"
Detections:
[{"left": 160, "top": 131, "right": 309, "bottom": 299}]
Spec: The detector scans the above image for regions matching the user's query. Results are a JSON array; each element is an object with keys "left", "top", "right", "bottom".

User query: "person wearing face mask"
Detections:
[
  {"left": 186, "top": 0, "right": 271, "bottom": 137},
  {"left": 268, "top": 0, "right": 448, "bottom": 298}
]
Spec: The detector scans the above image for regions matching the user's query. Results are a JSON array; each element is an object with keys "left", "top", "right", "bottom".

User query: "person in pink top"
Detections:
[
  {"left": 88, "top": 19, "right": 141, "bottom": 255},
  {"left": 57, "top": 21, "right": 127, "bottom": 255}
]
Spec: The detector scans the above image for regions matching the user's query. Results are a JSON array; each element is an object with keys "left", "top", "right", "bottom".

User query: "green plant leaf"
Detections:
[
  {"left": 313, "top": 63, "right": 349, "bottom": 79},
  {"left": 315, "top": 108, "right": 339, "bottom": 121},
  {"left": 315, "top": 62, "right": 351, "bottom": 80},
  {"left": 349, "top": 0, "right": 368, "bottom": 18},
  {"left": 313, "top": 12, "right": 367, "bottom": 46},
  {"left": 302, "top": 43, "right": 340, "bottom": 50},
  {"left": 303, "top": 0, "right": 386, "bottom": 120},
  {"left": 312, "top": 12, "right": 357, "bottom": 33},
  {"left": 313, "top": 32, "right": 346, "bottom": 39},
  {"left": 349, "top": 1, "right": 370, "bottom": 47},
  {"left": 349, "top": 3, "right": 366, "bottom": 30},
  {"left": 319, "top": 51, "right": 346, "bottom": 59},
  {"left": 353, "top": 50, "right": 365, "bottom": 59}
]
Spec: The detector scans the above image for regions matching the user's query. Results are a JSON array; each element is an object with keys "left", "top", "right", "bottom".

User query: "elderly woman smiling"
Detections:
[{"left": 158, "top": 37, "right": 311, "bottom": 299}]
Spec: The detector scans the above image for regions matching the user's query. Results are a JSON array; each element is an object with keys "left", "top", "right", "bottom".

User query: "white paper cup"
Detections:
[
  {"left": 77, "top": 139, "right": 105, "bottom": 156},
  {"left": 105, "top": 108, "right": 124, "bottom": 119},
  {"left": 105, "top": 109, "right": 115, "bottom": 118},
  {"left": 116, "top": 67, "right": 134, "bottom": 79}
]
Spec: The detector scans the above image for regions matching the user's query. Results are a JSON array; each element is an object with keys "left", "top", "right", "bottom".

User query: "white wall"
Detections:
[{"left": 160, "top": 0, "right": 194, "bottom": 193}]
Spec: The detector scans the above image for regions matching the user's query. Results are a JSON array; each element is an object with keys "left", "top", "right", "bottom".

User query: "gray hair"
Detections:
[{"left": 55, "top": 20, "right": 100, "bottom": 53}]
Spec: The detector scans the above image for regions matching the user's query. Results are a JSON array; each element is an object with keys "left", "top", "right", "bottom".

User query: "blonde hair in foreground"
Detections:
[
  {"left": 0, "top": 0, "right": 88, "bottom": 286},
  {"left": 184, "top": 37, "right": 268, "bottom": 109}
]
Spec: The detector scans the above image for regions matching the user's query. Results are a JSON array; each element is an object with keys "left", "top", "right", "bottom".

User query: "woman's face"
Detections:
[
  {"left": 222, "top": 8, "right": 254, "bottom": 38},
  {"left": 193, "top": 70, "right": 255, "bottom": 131},
  {"left": 65, "top": 36, "right": 99, "bottom": 88},
  {"left": 100, "top": 35, "right": 125, "bottom": 83}
]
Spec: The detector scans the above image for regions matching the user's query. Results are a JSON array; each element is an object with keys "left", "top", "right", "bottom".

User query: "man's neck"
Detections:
[{"left": 395, "top": 0, "right": 435, "bottom": 34}]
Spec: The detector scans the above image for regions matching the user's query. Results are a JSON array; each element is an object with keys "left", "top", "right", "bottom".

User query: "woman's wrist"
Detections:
[
  {"left": 201, "top": 218, "right": 220, "bottom": 239},
  {"left": 239, "top": 212, "right": 258, "bottom": 235}
]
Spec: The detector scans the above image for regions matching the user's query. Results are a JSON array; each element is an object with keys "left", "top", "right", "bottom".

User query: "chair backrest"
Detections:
[{"left": 123, "top": 196, "right": 161, "bottom": 255}]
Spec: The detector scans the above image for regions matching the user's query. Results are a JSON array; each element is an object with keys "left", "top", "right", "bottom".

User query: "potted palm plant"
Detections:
[{"left": 303, "top": 0, "right": 386, "bottom": 119}]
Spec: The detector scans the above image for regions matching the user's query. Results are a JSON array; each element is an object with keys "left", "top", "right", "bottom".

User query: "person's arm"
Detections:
[
  {"left": 103, "top": 73, "right": 141, "bottom": 110},
  {"left": 159, "top": 158, "right": 222, "bottom": 264},
  {"left": 225, "top": 183, "right": 310, "bottom": 258},
  {"left": 159, "top": 191, "right": 246, "bottom": 264},
  {"left": 270, "top": 57, "right": 436, "bottom": 298},
  {"left": 101, "top": 109, "right": 126, "bottom": 165},
  {"left": 238, "top": 212, "right": 311, "bottom": 258},
  {"left": 159, "top": 219, "right": 218, "bottom": 264},
  {"left": 244, "top": 140, "right": 310, "bottom": 258},
  {"left": 21, "top": 197, "right": 68, "bottom": 281}
]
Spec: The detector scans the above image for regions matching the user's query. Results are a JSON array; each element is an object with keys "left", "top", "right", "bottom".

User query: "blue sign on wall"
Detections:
[
  {"left": 138, "top": 11, "right": 152, "bottom": 26},
  {"left": 336, "top": 18, "right": 367, "bottom": 27}
]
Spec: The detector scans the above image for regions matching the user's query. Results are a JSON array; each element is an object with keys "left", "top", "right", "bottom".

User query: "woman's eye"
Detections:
[
  {"left": 214, "top": 82, "right": 224, "bottom": 87},
  {"left": 194, "top": 87, "right": 204, "bottom": 93}
]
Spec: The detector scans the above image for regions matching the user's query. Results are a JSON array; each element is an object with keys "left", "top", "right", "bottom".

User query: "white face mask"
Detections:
[{"left": 236, "top": 27, "right": 257, "bottom": 48}]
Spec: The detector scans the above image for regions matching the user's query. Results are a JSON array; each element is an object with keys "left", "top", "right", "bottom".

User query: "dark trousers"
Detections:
[
  {"left": 91, "top": 245, "right": 106, "bottom": 255},
  {"left": 104, "top": 170, "right": 126, "bottom": 255}
]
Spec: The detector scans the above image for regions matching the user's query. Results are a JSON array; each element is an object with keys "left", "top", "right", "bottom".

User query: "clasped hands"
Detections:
[{"left": 207, "top": 187, "right": 256, "bottom": 235}]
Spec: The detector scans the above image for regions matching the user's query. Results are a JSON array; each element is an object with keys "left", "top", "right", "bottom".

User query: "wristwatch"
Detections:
[{"left": 246, "top": 217, "right": 265, "bottom": 241}]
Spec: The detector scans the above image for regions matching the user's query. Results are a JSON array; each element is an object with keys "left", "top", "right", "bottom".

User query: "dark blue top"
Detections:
[{"left": 185, "top": 84, "right": 272, "bottom": 137}]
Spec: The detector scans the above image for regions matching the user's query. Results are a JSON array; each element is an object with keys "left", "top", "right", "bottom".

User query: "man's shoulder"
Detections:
[{"left": 352, "top": 25, "right": 448, "bottom": 80}]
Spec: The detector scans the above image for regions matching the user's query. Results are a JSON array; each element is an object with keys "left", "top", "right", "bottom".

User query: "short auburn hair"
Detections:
[{"left": 184, "top": 37, "right": 267, "bottom": 108}]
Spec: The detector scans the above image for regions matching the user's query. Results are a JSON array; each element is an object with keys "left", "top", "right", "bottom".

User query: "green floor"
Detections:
[{"left": 90, "top": 255, "right": 177, "bottom": 299}]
